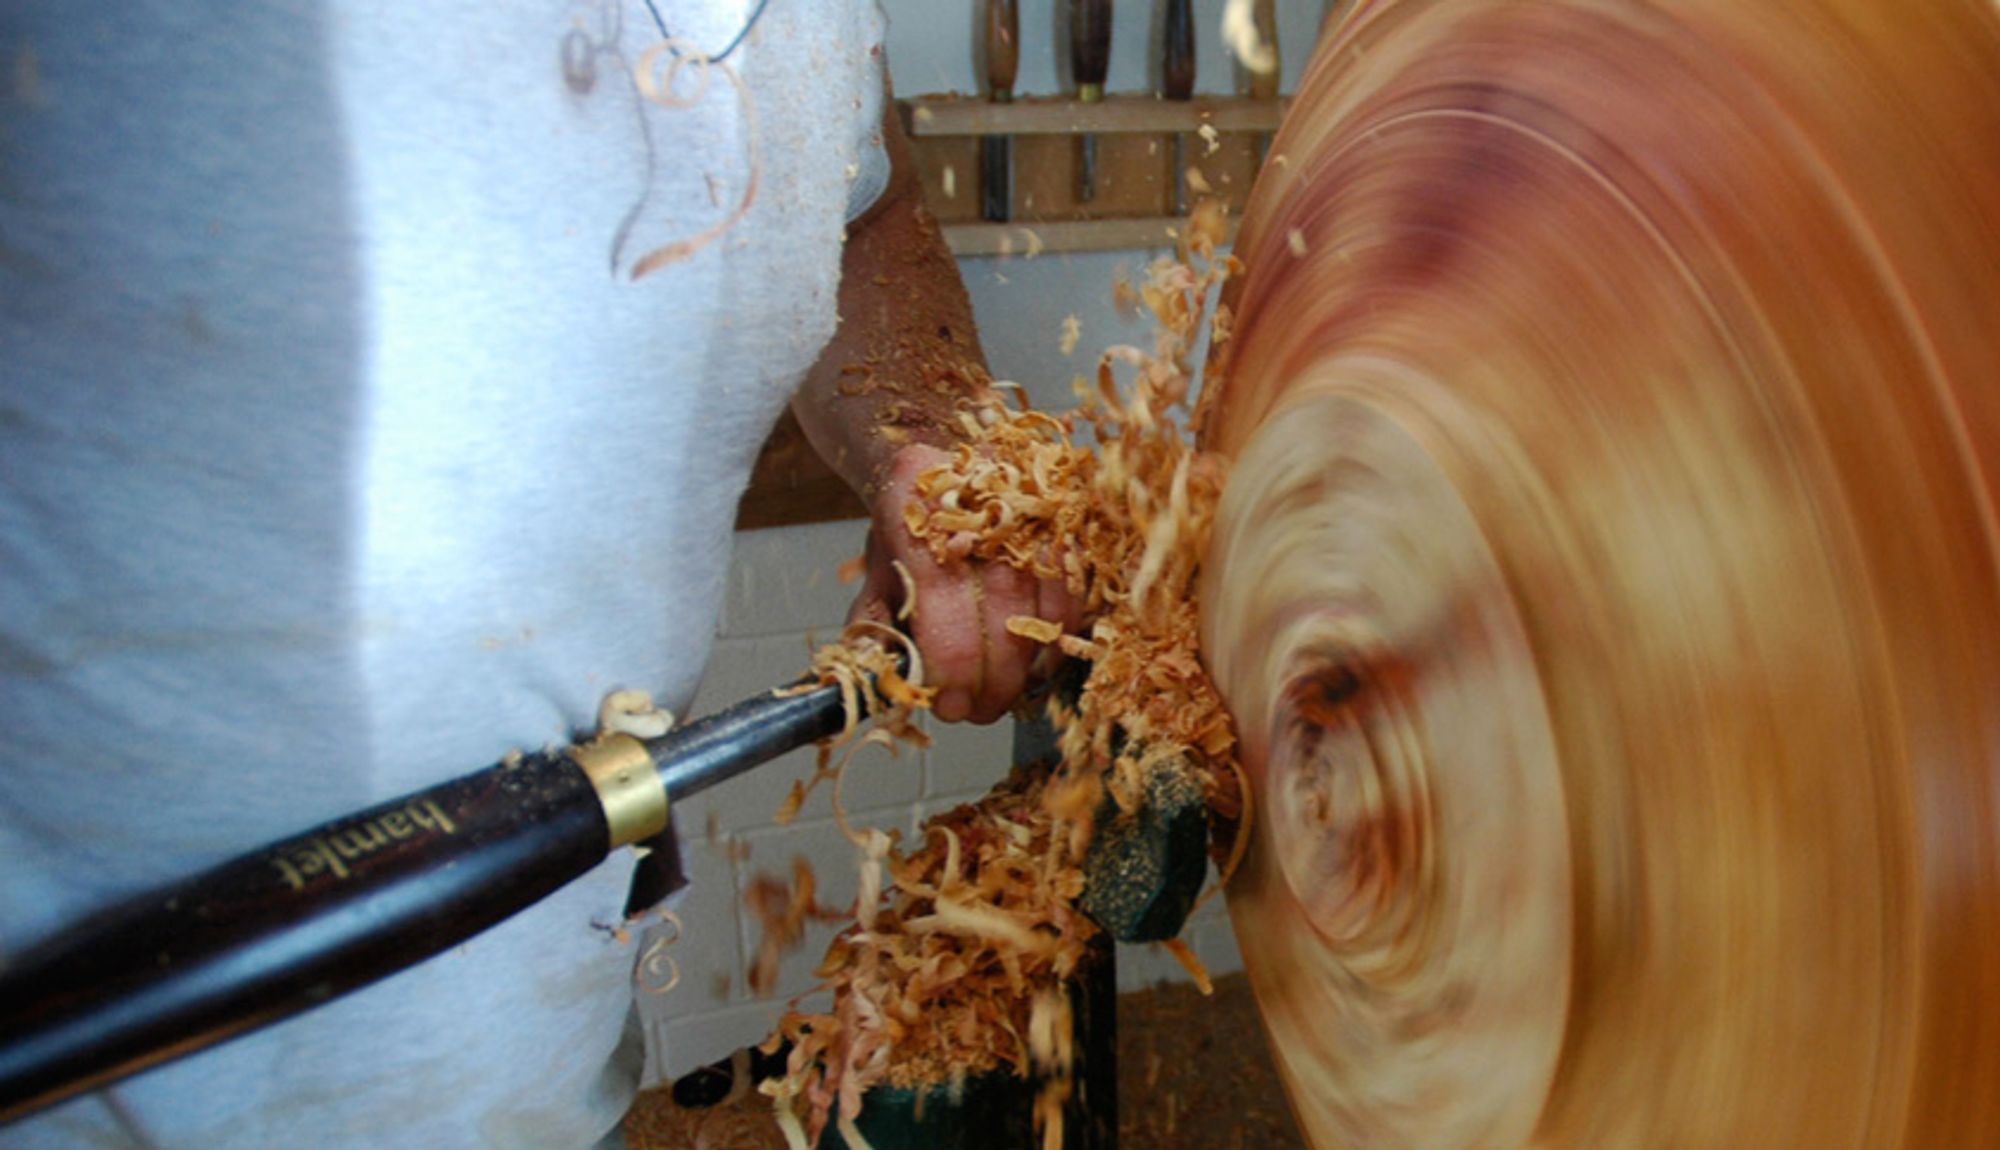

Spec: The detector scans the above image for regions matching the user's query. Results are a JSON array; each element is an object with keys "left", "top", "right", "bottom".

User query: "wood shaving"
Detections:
[
  {"left": 637, "top": 910, "right": 686, "bottom": 996},
  {"left": 598, "top": 688, "right": 676, "bottom": 740},
  {"left": 1059, "top": 314, "right": 1082, "bottom": 357},
  {"left": 753, "top": 201, "right": 1245, "bottom": 1148},
  {"left": 747, "top": 857, "right": 845, "bottom": 997},
  {"left": 628, "top": 41, "right": 760, "bottom": 279},
  {"left": 1161, "top": 938, "right": 1212, "bottom": 996},
  {"left": 1221, "top": 0, "right": 1278, "bottom": 76},
  {"left": 1006, "top": 616, "right": 1066, "bottom": 644},
  {"left": 890, "top": 559, "right": 918, "bottom": 622}
]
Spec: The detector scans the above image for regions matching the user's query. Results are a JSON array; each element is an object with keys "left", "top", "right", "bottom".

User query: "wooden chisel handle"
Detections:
[
  {"left": 1249, "top": 0, "right": 1280, "bottom": 101},
  {"left": 1071, "top": 0, "right": 1113, "bottom": 201},
  {"left": 1164, "top": 0, "right": 1195, "bottom": 101},
  {"left": 983, "top": 0, "right": 1021, "bottom": 221},
  {"left": 1071, "top": 0, "right": 1112, "bottom": 100},
  {"left": 988, "top": 0, "right": 1020, "bottom": 97}
]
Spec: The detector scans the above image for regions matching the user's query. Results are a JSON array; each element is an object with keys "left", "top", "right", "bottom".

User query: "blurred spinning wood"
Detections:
[{"left": 1198, "top": 2, "right": 2000, "bottom": 1147}]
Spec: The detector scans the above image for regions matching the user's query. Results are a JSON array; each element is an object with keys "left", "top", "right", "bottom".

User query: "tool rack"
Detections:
[{"left": 902, "top": 95, "right": 1287, "bottom": 254}]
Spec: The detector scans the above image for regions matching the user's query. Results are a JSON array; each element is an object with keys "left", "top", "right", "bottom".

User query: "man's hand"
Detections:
[
  {"left": 849, "top": 444, "right": 1080, "bottom": 724},
  {"left": 786, "top": 71, "right": 1077, "bottom": 721}
]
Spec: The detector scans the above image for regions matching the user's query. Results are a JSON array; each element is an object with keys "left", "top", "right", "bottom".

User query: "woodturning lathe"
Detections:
[{"left": 1199, "top": 2, "right": 2000, "bottom": 1147}]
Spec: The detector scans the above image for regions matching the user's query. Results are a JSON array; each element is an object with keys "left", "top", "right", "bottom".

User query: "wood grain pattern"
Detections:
[{"left": 1200, "top": 2, "right": 2000, "bottom": 1146}]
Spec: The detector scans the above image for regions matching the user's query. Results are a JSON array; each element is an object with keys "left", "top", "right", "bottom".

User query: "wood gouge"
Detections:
[{"left": 0, "top": 673, "right": 870, "bottom": 1125}]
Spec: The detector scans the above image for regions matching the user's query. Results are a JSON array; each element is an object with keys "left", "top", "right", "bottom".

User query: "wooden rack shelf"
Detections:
[
  {"left": 939, "top": 217, "right": 1241, "bottom": 257},
  {"left": 899, "top": 95, "right": 1278, "bottom": 257},
  {"left": 904, "top": 95, "right": 1288, "bottom": 138}
]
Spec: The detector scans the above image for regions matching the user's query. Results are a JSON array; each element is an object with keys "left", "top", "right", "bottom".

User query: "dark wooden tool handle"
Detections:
[
  {"left": 1071, "top": 0, "right": 1113, "bottom": 94},
  {"left": 0, "top": 751, "right": 612, "bottom": 1124},
  {"left": 1163, "top": 0, "right": 1195, "bottom": 101},
  {"left": 987, "top": 0, "right": 1020, "bottom": 99},
  {"left": 1249, "top": 0, "right": 1280, "bottom": 100}
]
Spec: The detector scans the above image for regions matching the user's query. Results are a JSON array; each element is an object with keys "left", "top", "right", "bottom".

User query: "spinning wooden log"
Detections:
[{"left": 1199, "top": 2, "right": 2000, "bottom": 1147}]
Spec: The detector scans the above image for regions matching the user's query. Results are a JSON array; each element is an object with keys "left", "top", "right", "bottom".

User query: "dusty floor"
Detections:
[{"left": 625, "top": 971, "right": 1308, "bottom": 1150}]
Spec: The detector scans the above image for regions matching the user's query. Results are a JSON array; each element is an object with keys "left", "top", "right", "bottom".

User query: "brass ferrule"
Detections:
[
  {"left": 1078, "top": 82, "right": 1104, "bottom": 104},
  {"left": 572, "top": 734, "right": 669, "bottom": 850}
]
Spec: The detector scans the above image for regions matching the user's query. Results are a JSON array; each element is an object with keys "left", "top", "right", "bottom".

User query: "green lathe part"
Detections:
[
  {"left": 821, "top": 1068, "right": 1033, "bottom": 1149},
  {"left": 1079, "top": 753, "right": 1210, "bottom": 944}
]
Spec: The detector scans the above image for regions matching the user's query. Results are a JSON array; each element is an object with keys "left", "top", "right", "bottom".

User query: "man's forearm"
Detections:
[{"left": 791, "top": 103, "right": 993, "bottom": 501}]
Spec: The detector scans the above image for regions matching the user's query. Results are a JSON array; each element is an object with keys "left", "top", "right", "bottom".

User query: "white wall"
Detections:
[{"left": 640, "top": 0, "right": 1337, "bottom": 1085}]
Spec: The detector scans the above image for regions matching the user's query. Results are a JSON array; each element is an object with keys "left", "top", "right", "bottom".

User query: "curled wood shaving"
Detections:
[
  {"left": 890, "top": 559, "right": 918, "bottom": 622},
  {"left": 598, "top": 688, "right": 676, "bottom": 740},
  {"left": 1006, "top": 615, "right": 1066, "bottom": 644},
  {"left": 1162, "top": 938, "right": 1213, "bottom": 996},
  {"left": 1027, "top": 989, "right": 1073, "bottom": 1075},
  {"left": 627, "top": 41, "right": 760, "bottom": 279},
  {"left": 1221, "top": 0, "right": 1277, "bottom": 75},
  {"left": 836, "top": 1111, "right": 877, "bottom": 1150},
  {"left": 636, "top": 910, "right": 685, "bottom": 997}
]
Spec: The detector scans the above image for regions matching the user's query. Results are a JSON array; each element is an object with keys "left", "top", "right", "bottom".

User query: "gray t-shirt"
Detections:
[{"left": 0, "top": 2, "right": 885, "bottom": 1145}]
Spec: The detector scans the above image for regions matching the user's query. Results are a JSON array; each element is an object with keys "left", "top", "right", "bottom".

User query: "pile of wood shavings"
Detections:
[
  {"left": 912, "top": 200, "right": 1248, "bottom": 870},
  {"left": 755, "top": 202, "right": 1247, "bottom": 1150}
]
